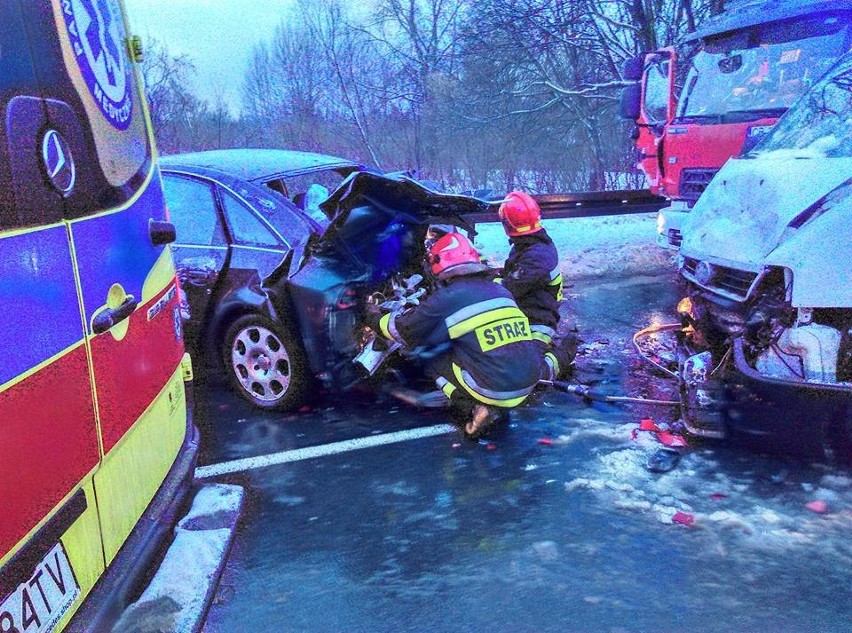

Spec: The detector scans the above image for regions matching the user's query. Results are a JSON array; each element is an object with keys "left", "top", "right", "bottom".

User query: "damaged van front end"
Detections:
[{"left": 674, "top": 54, "right": 852, "bottom": 461}]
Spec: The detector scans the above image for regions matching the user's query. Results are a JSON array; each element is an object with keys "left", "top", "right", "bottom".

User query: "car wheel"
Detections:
[{"left": 222, "top": 314, "right": 308, "bottom": 411}]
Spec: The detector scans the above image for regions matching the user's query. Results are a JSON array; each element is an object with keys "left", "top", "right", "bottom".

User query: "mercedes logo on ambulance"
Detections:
[{"left": 41, "top": 129, "right": 76, "bottom": 196}]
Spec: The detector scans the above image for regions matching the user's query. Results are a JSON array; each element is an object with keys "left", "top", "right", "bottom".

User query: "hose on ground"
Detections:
[
  {"left": 632, "top": 322, "right": 682, "bottom": 380},
  {"left": 540, "top": 380, "right": 680, "bottom": 407}
]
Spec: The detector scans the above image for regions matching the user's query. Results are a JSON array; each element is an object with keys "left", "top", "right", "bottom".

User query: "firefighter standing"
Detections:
[
  {"left": 497, "top": 190, "right": 574, "bottom": 381},
  {"left": 373, "top": 232, "right": 542, "bottom": 438}
]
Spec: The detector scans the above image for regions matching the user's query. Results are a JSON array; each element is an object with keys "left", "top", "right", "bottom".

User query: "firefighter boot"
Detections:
[{"left": 464, "top": 404, "right": 498, "bottom": 439}]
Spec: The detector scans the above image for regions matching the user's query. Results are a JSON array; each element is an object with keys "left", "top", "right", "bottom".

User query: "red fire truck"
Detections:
[{"left": 620, "top": 0, "right": 852, "bottom": 248}]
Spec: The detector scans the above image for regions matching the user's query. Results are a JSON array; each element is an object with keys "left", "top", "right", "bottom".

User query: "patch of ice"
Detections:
[
  {"left": 114, "top": 484, "right": 244, "bottom": 633},
  {"left": 820, "top": 474, "right": 851, "bottom": 490}
]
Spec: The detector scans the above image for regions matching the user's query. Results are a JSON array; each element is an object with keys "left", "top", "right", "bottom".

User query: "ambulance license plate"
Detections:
[{"left": 0, "top": 543, "right": 80, "bottom": 632}]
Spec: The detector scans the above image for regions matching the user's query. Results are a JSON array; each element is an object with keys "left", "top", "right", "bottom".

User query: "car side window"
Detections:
[
  {"left": 163, "top": 175, "right": 226, "bottom": 246},
  {"left": 220, "top": 190, "right": 281, "bottom": 248}
]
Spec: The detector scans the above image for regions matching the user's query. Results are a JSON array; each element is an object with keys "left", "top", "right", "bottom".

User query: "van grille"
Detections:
[
  {"left": 679, "top": 169, "right": 718, "bottom": 203},
  {"left": 681, "top": 257, "right": 759, "bottom": 300}
]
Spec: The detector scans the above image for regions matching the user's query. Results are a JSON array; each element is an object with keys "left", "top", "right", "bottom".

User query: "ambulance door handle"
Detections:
[{"left": 92, "top": 295, "right": 138, "bottom": 334}]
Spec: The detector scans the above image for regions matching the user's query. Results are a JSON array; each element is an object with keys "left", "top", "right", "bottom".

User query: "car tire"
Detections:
[{"left": 222, "top": 314, "right": 309, "bottom": 411}]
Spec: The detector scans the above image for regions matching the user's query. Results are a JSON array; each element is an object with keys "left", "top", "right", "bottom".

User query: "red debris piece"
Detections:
[
  {"left": 537, "top": 437, "right": 554, "bottom": 446},
  {"left": 452, "top": 443, "right": 462, "bottom": 449},
  {"left": 710, "top": 493, "right": 727, "bottom": 501},
  {"left": 639, "top": 418, "right": 660, "bottom": 432},
  {"left": 486, "top": 443, "right": 496, "bottom": 451},
  {"left": 633, "top": 417, "right": 688, "bottom": 449},
  {"left": 217, "top": 404, "right": 229, "bottom": 410},
  {"left": 805, "top": 500, "right": 829, "bottom": 514},
  {"left": 672, "top": 511, "right": 695, "bottom": 526},
  {"left": 298, "top": 405, "right": 312, "bottom": 413},
  {"left": 656, "top": 431, "right": 687, "bottom": 448}
]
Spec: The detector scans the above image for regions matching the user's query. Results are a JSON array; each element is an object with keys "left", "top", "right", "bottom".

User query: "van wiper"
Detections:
[
  {"left": 674, "top": 114, "right": 723, "bottom": 123},
  {"left": 723, "top": 108, "right": 786, "bottom": 121}
]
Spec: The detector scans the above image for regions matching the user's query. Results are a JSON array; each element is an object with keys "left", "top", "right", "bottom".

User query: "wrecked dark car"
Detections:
[{"left": 161, "top": 151, "right": 485, "bottom": 410}]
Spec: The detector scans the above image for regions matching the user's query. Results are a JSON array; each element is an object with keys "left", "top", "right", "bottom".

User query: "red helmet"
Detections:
[
  {"left": 428, "top": 232, "right": 488, "bottom": 279},
  {"left": 498, "top": 190, "right": 542, "bottom": 236}
]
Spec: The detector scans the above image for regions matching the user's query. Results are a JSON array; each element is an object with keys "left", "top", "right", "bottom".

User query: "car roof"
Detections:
[{"left": 159, "top": 149, "right": 362, "bottom": 183}]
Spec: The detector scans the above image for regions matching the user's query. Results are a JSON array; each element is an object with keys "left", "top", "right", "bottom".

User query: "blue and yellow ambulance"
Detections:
[{"left": 0, "top": 1, "right": 197, "bottom": 630}]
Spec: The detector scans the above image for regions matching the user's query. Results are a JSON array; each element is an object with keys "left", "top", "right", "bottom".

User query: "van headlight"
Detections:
[{"left": 656, "top": 212, "right": 666, "bottom": 235}]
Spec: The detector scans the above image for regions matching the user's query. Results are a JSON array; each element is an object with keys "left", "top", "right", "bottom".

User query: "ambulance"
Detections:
[{"left": 0, "top": 1, "right": 199, "bottom": 630}]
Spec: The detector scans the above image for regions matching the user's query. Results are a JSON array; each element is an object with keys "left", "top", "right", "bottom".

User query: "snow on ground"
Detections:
[
  {"left": 556, "top": 421, "right": 852, "bottom": 559},
  {"left": 473, "top": 213, "right": 675, "bottom": 279},
  {"left": 114, "top": 484, "right": 244, "bottom": 633}
]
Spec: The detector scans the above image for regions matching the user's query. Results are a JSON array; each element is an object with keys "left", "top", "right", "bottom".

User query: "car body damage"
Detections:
[
  {"left": 162, "top": 154, "right": 487, "bottom": 410},
  {"left": 675, "top": 54, "right": 852, "bottom": 460},
  {"left": 266, "top": 171, "right": 484, "bottom": 393}
]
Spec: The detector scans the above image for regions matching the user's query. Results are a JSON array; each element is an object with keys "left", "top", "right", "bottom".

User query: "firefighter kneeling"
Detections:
[{"left": 372, "top": 232, "right": 542, "bottom": 438}]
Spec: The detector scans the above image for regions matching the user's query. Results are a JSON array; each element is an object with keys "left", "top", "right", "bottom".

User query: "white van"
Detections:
[{"left": 676, "top": 52, "right": 852, "bottom": 461}]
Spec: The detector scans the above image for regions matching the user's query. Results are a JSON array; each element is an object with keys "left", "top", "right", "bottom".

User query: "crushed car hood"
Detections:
[
  {"left": 269, "top": 171, "right": 489, "bottom": 282},
  {"left": 681, "top": 153, "right": 852, "bottom": 267},
  {"left": 320, "top": 171, "right": 485, "bottom": 236}
]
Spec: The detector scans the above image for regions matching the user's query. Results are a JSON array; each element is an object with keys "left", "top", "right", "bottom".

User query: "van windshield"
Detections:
[
  {"left": 677, "top": 16, "right": 849, "bottom": 122},
  {"left": 750, "top": 55, "right": 852, "bottom": 158}
]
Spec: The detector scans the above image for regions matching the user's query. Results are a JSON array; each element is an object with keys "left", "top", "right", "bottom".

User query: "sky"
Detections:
[{"left": 124, "top": 0, "right": 297, "bottom": 113}]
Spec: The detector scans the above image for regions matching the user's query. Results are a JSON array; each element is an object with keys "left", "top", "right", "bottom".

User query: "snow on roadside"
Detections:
[
  {"left": 113, "top": 484, "right": 244, "bottom": 633},
  {"left": 473, "top": 213, "right": 675, "bottom": 279}
]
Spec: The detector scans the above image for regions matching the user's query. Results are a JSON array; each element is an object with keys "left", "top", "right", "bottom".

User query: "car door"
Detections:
[
  {"left": 38, "top": 0, "right": 188, "bottom": 568},
  {"left": 0, "top": 1, "right": 106, "bottom": 622},
  {"left": 163, "top": 172, "right": 230, "bottom": 341}
]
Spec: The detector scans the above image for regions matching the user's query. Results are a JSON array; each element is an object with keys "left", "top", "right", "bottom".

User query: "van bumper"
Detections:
[
  {"left": 66, "top": 385, "right": 200, "bottom": 632},
  {"left": 724, "top": 339, "right": 852, "bottom": 460}
]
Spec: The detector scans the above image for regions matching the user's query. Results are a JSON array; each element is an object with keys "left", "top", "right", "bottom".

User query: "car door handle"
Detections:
[{"left": 92, "top": 295, "right": 138, "bottom": 334}]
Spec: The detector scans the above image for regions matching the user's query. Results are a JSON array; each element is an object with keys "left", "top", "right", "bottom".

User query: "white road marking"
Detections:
[{"left": 195, "top": 424, "right": 458, "bottom": 478}]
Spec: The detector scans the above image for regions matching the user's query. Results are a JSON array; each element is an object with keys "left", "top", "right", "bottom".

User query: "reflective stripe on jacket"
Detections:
[{"left": 395, "top": 273, "right": 541, "bottom": 406}]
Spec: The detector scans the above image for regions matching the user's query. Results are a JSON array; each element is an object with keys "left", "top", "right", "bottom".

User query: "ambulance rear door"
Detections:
[{"left": 35, "top": 0, "right": 189, "bottom": 566}]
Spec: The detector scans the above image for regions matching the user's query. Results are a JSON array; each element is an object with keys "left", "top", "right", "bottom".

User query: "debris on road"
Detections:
[
  {"left": 646, "top": 448, "right": 682, "bottom": 473},
  {"left": 805, "top": 500, "right": 829, "bottom": 514},
  {"left": 671, "top": 510, "right": 695, "bottom": 526}
]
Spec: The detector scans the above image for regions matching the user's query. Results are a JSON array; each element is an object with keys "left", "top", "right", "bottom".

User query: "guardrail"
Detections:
[{"left": 462, "top": 189, "right": 667, "bottom": 224}]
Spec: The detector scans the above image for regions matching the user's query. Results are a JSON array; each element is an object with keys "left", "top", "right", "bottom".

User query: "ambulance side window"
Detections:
[
  {"left": 0, "top": 4, "right": 64, "bottom": 230},
  {"left": 163, "top": 175, "right": 227, "bottom": 247},
  {"left": 27, "top": 0, "right": 153, "bottom": 221}
]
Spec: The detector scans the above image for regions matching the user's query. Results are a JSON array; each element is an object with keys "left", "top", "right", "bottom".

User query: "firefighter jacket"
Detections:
[
  {"left": 378, "top": 273, "right": 541, "bottom": 408},
  {"left": 501, "top": 228, "right": 562, "bottom": 344}
]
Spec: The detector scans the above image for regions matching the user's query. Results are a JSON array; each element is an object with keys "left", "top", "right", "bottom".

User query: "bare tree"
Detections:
[
  {"left": 139, "top": 37, "right": 202, "bottom": 152},
  {"left": 231, "top": 0, "right": 726, "bottom": 191}
]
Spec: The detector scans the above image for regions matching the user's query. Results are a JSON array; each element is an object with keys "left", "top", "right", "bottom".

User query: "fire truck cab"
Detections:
[{"left": 620, "top": 0, "right": 852, "bottom": 249}]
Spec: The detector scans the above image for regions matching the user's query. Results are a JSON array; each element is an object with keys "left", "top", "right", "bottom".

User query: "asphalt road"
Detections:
[{"left": 195, "top": 274, "right": 852, "bottom": 633}]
